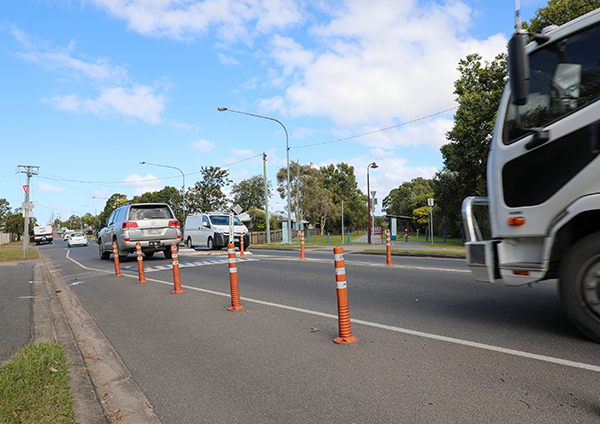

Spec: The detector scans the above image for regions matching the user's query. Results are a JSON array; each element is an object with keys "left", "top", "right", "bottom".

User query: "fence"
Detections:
[
  {"left": 0, "top": 233, "right": 14, "bottom": 245},
  {"left": 249, "top": 228, "right": 321, "bottom": 244}
]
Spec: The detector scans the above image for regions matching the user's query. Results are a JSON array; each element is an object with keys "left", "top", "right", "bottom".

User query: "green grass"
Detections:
[
  {"left": 0, "top": 244, "right": 39, "bottom": 262},
  {"left": 0, "top": 343, "right": 75, "bottom": 423}
]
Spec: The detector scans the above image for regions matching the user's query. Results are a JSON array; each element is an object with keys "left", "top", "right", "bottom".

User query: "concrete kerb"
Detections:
[{"left": 38, "top": 254, "right": 161, "bottom": 424}]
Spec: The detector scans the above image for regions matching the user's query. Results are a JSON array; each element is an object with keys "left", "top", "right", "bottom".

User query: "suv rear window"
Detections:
[{"left": 128, "top": 206, "right": 173, "bottom": 220}]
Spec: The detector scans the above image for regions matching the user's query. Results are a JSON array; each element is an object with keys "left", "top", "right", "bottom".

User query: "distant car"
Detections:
[
  {"left": 67, "top": 232, "right": 88, "bottom": 247},
  {"left": 97, "top": 203, "right": 181, "bottom": 261}
]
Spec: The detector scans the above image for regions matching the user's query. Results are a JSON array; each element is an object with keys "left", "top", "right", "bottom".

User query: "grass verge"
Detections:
[
  {"left": 0, "top": 343, "right": 75, "bottom": 423},
  {"left": 0, "top": 241, "right": 39, "bottom": 262}
]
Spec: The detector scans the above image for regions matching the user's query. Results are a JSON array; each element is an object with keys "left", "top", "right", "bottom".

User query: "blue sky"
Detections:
[{"left": 0, "top": 0, "right": 543, "bottom": 225}]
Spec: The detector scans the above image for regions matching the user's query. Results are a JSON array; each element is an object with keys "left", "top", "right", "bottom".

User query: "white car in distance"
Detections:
[{"left": 68, "top": 231, "right": 88, "bottom": 247}]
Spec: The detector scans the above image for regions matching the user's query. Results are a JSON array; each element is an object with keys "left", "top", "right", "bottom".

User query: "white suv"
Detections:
[
  {"left": 98, "top": 203, "right": 181, "bottom": 260},
  {"left": 184, "top": 213, "right": 249, "bottom": 250}
]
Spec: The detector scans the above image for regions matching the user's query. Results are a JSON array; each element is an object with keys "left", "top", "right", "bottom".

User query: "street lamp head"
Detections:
[
  {"left": 370, "top": 162, "right": 378, "bottom": 169},
  {"left": 139, "top": 161, "right": 145, "bottom": 164},
  {"left": 217, "top": 107, "right": 228, "bottom": 112}
]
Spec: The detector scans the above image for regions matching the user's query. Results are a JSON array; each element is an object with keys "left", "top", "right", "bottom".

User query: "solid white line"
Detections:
[
  {"left": 254, "top": 255, "right": 470, "bottom": 273},
  {"left": 64, "top": 253, "right": 600, "bottom": 373}
]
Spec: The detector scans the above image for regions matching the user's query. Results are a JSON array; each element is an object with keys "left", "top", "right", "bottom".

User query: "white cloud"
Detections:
[
  {"left": 189, "top": 139, "right": 216, "bottom": 153},
  {"left": 37, "top": 182, "right": 67, "bottom": 193},
  {"left": 260, "top": 0, "right": 507, "bottom": 147},
  {"left": 218, "top": 53, "right": 240, "bottom": 65},
  {"left": 10, "top": 25, "right": 128, "bottom": 85},
  {"left": 87, "top": 0, "right": 303, "bottom": 42},
  {"left": 10, "top": 26, "right": 168, "bottom": 125},
  {"left": 120, "top": 173, "right": 164, "bottom": 196},
  {"left": 49, "top": 85, "right": 165, "bottom": 124},
  {"left": 230, "top": 147, "right": 254, "bottom": 157}
]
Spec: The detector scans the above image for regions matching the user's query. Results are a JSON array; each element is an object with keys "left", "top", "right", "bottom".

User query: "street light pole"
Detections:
[
  {"left": 139, "top": 162, "right": 186, "bottom": 220},
  {"left": 218, "top": 107, "right": 292, "bottom": 244},
  {"left": 366, "top": 162, "right": 378, "bottom": 244}
]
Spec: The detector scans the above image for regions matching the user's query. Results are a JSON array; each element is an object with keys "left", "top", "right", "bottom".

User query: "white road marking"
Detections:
[
  {"left": 253, "top": 254, "right": 470, "bottom": 273},
  {"left": 64, "top": 252, "right": 600, "bottom": 373}
]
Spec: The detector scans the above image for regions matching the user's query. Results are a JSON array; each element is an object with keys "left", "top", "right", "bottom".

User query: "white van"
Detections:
[{"left": 184, "top": 213, "right": 249, "bottom": 250}]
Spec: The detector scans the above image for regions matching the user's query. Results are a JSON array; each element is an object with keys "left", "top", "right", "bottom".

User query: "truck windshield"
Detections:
[{"left": 504, "top": 23, "right": 600, "bottom": 144}]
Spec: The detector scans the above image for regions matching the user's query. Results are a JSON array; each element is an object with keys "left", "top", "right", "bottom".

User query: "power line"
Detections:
[{"left": 291, "top": 106, "right": 458, "bottom": 150}]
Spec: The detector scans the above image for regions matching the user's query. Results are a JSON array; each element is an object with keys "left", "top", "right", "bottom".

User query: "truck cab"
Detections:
[{"left": 463, "top": 9, "right": 600, "bottom": 341}]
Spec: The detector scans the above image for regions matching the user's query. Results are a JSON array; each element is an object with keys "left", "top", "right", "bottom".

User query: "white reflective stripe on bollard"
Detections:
[{"left": 229, "top": 267, "right": 237, "bottom": 273}]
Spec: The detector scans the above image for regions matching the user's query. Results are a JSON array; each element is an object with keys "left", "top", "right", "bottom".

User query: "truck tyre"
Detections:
[
  {"left": 559, "top": 233, "right": 600, "bottom": 342},
  {"left": 187, "top": 237, "right": 194, "bottom": 249},
  {"left": 99, "top": 241, "right": 110, "bottom": 260},
  {"left": 164, "top": 249, "right": 172, "bottom": 259},
  {"left": 207, "top": 237, "right": 214, "bottom": 250}
]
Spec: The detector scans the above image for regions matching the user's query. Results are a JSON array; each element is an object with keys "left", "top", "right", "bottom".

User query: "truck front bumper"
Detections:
[{"left": 462, "top": 197, "right": 500, "bottom": 283}]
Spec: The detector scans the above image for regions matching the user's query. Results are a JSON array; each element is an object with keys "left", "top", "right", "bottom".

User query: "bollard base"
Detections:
[
  {"left": 333, "top": 335, "right": 358, "bottom": 344},
  {"left": 137, "top": 279, "right": 147, "bottom": 284},
  {"left": 171, "top": 289, "right": 184, "bottom": 294},
  {"left": 385, "top": 263, "right": 393, "bottom": 267},
  {"left": 115, "top": 272, "right": 122, "bottom": 277},
  {"left": 227, "top": 305, "right": 245, "bottom": 311}
]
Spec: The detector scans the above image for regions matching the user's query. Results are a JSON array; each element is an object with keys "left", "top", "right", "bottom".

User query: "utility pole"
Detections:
[
  {"left": 263, "top": 153, "right": 271, "bottom": 244},
  {"left": 18, "top": 165, "right": 39, "bottom": 259}
]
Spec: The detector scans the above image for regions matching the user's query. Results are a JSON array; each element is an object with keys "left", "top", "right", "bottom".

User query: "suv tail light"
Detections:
[
  {"left": 168, "top": 220, "right": 180, "bottom": 227},
  {"left": 122, "top": 222, "right": 138, "bottom": 229}
]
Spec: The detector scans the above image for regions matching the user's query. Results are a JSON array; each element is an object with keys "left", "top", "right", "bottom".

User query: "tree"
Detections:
[
  {"left": 319, "top": 163, "right": 367, "bottom": 233},
  {"left": 0, "top": 198, "right": 10, "bottom": 223},
  {"left": 382, "top": 177, "right": 434, "bottom": 219},
  {"left": 187, "top": 166, "right": 232, "bottom": 213},
  {"left": 276, "top": 162, "right": 321, "bottom": 225},
  {"left": 434, "top": 53, "right": 506, "bottom": 235},
  {"left": 524, "top": 0, "right": 600, "bottom": 33},
  {"left": 305, "top": 185, "right": 336, "bottom": 235},
  {"left": 5, "top": 213, "right": 24, "bottom": 240},
  {"left": 231, "top": 175, "right": 271, "bottom": 212},
  {"left": 98, "top": 193, "right": 128, "bottom": 227}
]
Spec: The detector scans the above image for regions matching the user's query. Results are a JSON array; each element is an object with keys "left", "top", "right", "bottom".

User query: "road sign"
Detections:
[
  {"left": 232, "top": 204, "right": 242, "bottom": 215},
  {"left": 21, "top": 202, "right": 34, "bottom": 211},
  {"left": 23, "top": 185, "right": 29, "bottom": 194}
]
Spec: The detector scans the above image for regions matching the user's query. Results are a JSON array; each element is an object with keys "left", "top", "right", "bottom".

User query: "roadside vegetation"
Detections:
[
  {"left": 0, "top": 242, "right": 39, "bottom": 262},
  {"left": 0, "top": 343, "right": 75, "bottom": 423}
]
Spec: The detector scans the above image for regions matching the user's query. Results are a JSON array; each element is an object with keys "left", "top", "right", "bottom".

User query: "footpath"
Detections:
[{"left": 0, "top": 240, "right": 464, "bottom": 423}]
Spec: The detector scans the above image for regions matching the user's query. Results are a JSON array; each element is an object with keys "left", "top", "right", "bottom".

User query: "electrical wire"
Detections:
[{"left": 291, "top": 106, "right": 458, "bottom": 150}]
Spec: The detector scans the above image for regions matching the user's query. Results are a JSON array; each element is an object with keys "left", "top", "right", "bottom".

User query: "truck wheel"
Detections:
[
  {"left": 207, "top": 237, "right": 214, "bottom": 250},
  {"left": 187, "top": 237, "right": 194, "bottom": 249},
  {"left": 559, "top": 234, "right": 600, "bottom": 342},
  {"left": 99, "top": 241, "right": 110, "bottom": 260},
  {"left": 164, "top": 249, "right": 172, "bottom": 259}
]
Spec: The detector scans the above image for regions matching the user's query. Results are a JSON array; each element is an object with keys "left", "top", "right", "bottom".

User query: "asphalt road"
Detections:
[{"left": 42, "top": 241, "right": 600, "bottom": 423}]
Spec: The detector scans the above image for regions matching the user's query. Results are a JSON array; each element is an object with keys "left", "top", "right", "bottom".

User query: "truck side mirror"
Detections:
[{"left": 508, "top": 32, "right": 529, "bottom": 106}]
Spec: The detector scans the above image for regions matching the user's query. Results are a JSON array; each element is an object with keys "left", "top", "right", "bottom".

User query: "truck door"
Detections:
[{"left": 490, "top": 23, "right": 600, "bottom": 239}]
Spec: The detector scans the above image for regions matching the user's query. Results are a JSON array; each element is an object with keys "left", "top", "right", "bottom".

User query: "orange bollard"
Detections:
[
  {"left": 385, "top": 229, "right": 393, "bottom": 267},
  {"left": 227, "top": 243, "right": 244, "bottom": 311},
  {"left": 112, "top": 242, "right": 122, "bottom": 277},
  {"left": 170, "top": 243, "right": 184, "bottom": 294},
  {"left": 136, "top": 242, "right": 147, "bottom": 283},
  {"left": 240, "top": 235, "right": 245, "bottom": 258},
  {"left": 332, "top": 246, "right": 357, "bottom": 344},
  {"left": 300, "top": 230, "right": 306, "bottom": 261}
]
